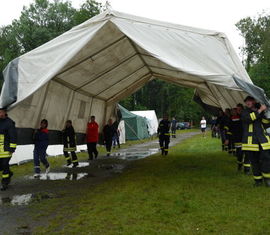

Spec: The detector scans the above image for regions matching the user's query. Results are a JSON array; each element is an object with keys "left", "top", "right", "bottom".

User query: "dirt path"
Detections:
[{"left": 0, "top": 131, "right": 199, "bottom": 234}]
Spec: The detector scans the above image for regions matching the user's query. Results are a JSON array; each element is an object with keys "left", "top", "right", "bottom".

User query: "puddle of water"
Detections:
[
  {"left": 98, "top": 164, "right": 125, "bottom": 173},
  {"left": 111, "top": 148, "right": 159, "bottom": 160},
  {"left": 27, "top": 172, "right": 88, "bottom": 181},
  {"left": 0, "top": 192, "right": 57, "bottom": 206},
  {"left": 64, "top": 162, "right": 90, "bottom": 168}
]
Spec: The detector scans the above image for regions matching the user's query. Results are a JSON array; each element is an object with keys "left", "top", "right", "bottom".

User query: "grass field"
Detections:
[{"left": 20, "top": 132, "right": 270, "bottom": 234}]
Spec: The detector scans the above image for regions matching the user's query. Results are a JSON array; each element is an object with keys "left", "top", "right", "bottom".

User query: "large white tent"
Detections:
[
  {"left": 1, "top": 9, "right": 268, "bottom": 144},
  {"left": 131, "top": 110, "right": 158, "bottom": 136}
]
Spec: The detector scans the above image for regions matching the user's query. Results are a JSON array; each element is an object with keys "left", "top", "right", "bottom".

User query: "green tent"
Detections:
[{"left": 119, "top": 105, "right": 150, "bottom": 140}]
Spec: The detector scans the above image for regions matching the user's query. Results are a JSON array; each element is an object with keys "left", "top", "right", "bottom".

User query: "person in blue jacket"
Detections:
[{"left": 33, "top": 119, "right": 50, "bottom": 178}]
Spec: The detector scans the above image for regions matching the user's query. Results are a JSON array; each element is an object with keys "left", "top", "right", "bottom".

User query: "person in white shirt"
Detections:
[{"left": 200, "top": 116, "right": 207, "bottom": 137}]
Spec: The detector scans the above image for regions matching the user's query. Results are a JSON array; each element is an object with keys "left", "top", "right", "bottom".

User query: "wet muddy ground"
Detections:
[{"left": 0, "top": 131, "right": 199, "bottom": 234}]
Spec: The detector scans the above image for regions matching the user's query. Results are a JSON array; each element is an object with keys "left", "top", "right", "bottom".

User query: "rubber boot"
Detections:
[
  {"left": 254, "top": 179, "right": 263, "bottom": 187},
  {"left": 72, "top": 162, "right": 79, "bottom": 168},
  {"left": 264, "top": 178, "right": 270, "bottom": 187},
  {"left": 66, "top": 159, "right": 72, "bottom": 167},
  {"left": 244, "top": 167, "right": 251, "bottom": 175},
  {"left": 237, "top": 164, "right": 242, "bottom": 172}
]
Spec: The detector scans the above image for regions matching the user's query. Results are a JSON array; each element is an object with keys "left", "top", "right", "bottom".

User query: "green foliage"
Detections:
[
  {"left": 25, "top": 133, "right": 270, "bottom": 234},
  {"left": 120, "top": 79, "right": 206, "bottom": 122},
  {"left": 0, "top": 0, "right": 102, "bottom": 77},
  {"left": 236, "top": 12, "right": 270, "bottom": 96}
]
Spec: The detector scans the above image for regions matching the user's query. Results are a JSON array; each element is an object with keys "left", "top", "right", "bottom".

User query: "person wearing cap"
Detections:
[
  {"left": 157, "top": 115, "right": 171, "bottom": 155},
  {"left": 62, "top": 120, "right": 78, "bottom": 168},
  {"left": 241, "top": 96, "right": 270, "bottom": 187},
  {"left": 0, "top": 108, "right": 17, "bottom": 190}
]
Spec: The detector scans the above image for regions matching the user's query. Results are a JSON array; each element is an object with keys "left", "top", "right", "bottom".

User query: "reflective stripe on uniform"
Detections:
[
  {"left": 0, "top": 151, "right": 12, "bottom": 158},
  {"left": 261, "top": 142, "right": 270, "bottom": 150},
  {"left": 72, "top": 159, "right": 78, "bottom": 163},
  {"left": 242, "top": 144, "right": 260, "bottom": 151},
  {"left": 224, "top": 126, "right": 229, "bottom": 130},
  {"left": 2, "top": 174, "right": 9, "bottom": 178},
  {"left": 10, "top": 143, "right": 17, "bottom": 148},
  {"left": 248, "top": 136, "right": 252, "bottom": 145},
  {"left": 164, "top": 149, "right": 169, "bottom": 151},
  {"left": 65, "top": 156, "right": 71, "bottom": 160},
  {"left": 262, "top": 119, "right": 270, "bottom": 124},
  {"left": 250, "top": 112, "right": 256, "bottom": 121},
  {"left": 254, "top": 175, "right": 263, "bottom": 180},
  {"left": 262, "top": 173, "right": 270, "bottom": 178},
  {"left": 243, "top": 164, "right": 251, "bottom": 167},
  {"left": 248, "top": 124, "right": 253, "bottom": 133},
  {"left": 165, "top": 133, "right": 170, "bottom": 136}
]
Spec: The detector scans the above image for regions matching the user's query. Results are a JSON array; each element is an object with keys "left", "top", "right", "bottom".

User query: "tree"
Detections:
[
  {"left": 0, "top": 0, "right": 102, "bottom": 79},
  {"left": 236, "top": 12, "right": 270, "bottom": 96}
]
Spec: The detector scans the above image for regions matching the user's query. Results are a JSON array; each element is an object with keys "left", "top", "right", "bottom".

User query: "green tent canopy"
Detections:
[{"left": 119, "top": 105, "right": 150, "bottom": 140}]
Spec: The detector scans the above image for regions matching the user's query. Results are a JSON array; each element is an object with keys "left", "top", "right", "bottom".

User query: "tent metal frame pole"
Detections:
[
  {"left": 55, "top": 35, "right": 127, "bottom": 77},
  {"left": 53, "top": 78, "right": 107, "bottom": 101},
  {"left": 74, "top": 52, "right": 138, "bottom": 91},
  {"left": 126, "top": 37, "right": 153, "bottom": 75},
  {"left": 92, "top": 65, "right": 146, "bottom": 98},
  {"left": 106, "top": 73, "right": 152, "bottom": 105}
]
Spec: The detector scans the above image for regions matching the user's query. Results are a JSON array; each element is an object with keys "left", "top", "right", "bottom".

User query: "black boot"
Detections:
[
  {"left": 1, "top": 183, "right": 8, "bottom": 191},
  {"left": 264, "top": 178, "right": 270, "bottom": 187},
  {"left": 237, "top": 164, "right": 242, "bottom": 172},
  {"left": 66, "top": 159, "right": 72, "bottom": 166},
  {"left": 161, "top": 149, "right": 165, "bottom": 155},
  {"left": 244, "top": 167, "right": 251, "bottom": 175},
  {"left": 254, "top": 179, "right": 263, "bottom": 187},
  {"left": 72, "top": 162, "right": 79, "bottom": 168}
]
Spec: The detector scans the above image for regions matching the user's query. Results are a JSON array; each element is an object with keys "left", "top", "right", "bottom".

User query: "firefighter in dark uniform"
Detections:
[
  {"left": 0, "top": 108, "right": 17, "bottom": 191},
  {"left": 63, "top": 120, "right": 78, "bottom": 168},
  {"left": 241, "top": 96, "right": 270, "bottom": 186},
  {"left": 227, "top": 107, "right": 251, "bottom": 174},
  {"left": 216, "top": 110, "right": 227, "bottom": 151},
  {"left": 223, "top": 108, "right": 232, "bottom": 153},
  {"left": 158, "top": 115, "right": 171, "bottom": 155}
]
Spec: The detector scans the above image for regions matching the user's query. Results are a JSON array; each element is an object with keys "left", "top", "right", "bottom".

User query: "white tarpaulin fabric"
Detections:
[
  {"left": 118, "top": 120, "right": 126, "bottom": 144},
  {"left": 10, "top": 144, "right": 88, "bottom": 165},
  {"left": 0, "top": 9, "right": 256, "bottom": 135},
  {"left": 131, "top": 110, "right": 158, "bottom": 136}
]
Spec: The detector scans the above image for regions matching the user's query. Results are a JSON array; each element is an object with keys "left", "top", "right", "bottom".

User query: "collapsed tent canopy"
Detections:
[{"left": 1, "top": 9, "right": 266, "bottom": 143}]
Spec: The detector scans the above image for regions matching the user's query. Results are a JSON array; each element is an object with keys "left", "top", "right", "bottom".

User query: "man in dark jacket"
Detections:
[
  {"left": 0, "top": 108, "right": 17, "bottom": 191},
  {"left": 103, "top": 119, "right": 114, "bottom": 156},
  {"left": 63, "top": 120, "right": 78, "bottom": 167},
  {"left": 33, "top": 119, "right": 50, "bottom": 178},
  {"left": 158, "top": 115, "right": 171, "bottom": 156},
  {"left": 241, "top": 96, "right": 270, "bottom": 186}
]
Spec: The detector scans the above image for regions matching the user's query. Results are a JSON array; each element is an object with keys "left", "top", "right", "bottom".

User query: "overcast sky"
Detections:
[{"left": 0, "top": 0, "right": 269, "bottom": 58}]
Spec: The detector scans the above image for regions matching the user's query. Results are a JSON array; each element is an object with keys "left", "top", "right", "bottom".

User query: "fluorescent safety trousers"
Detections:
[{"left": 0, "top": 117, "right": 17, "bottom": 188}]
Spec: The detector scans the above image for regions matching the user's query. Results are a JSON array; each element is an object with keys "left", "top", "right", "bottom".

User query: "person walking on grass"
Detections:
[
  {"left": 63, "top": 120, "right": 78, "bottom": 168},
  {"left": 33, "top": 119, "right": 50, "bottom": 178},
  {"left": 0, "top": 108, "right": 17, "bottom": 191},
  {"left": 200, "top": 116, "right": 207, "bottom": 137},
  {"left": 158, "top": 115, "right": 171, "bottom": 156},
  {"left": 171, "top": 117, "right": 177, "bottom": 138},
  {"left": 86, "top": 116, "right": 99, "bottom": 161},
  {"left": 103, "top": 119, "right": 114, "bottom": 157}
]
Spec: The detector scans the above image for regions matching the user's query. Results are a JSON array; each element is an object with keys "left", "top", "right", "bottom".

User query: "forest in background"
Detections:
[{"left": 0, "top": 0, "right": 269, "bottom": 123}]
